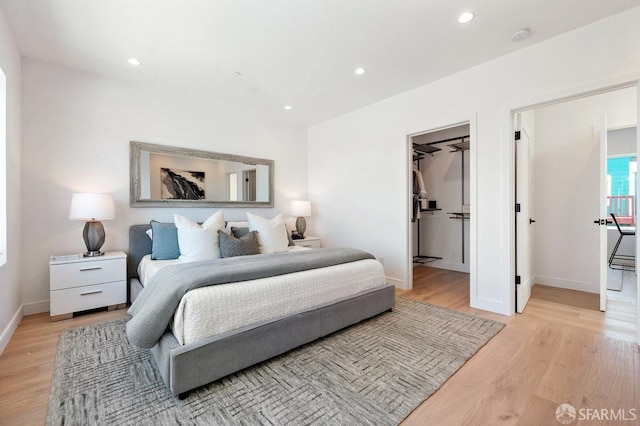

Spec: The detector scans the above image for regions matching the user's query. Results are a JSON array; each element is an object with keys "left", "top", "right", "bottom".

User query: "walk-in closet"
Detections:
[{"left": 411, "top": 124, "right": 470, "bottom": 274}]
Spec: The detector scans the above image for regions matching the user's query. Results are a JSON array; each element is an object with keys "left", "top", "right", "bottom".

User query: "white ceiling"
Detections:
[{"left": 2, "top": 0, "right": 639, "bottom": 127}]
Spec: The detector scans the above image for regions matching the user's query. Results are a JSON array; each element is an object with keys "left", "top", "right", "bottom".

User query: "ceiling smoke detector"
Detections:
[{"left": 511, "top": 28, "right": 531, "bottom": 42}]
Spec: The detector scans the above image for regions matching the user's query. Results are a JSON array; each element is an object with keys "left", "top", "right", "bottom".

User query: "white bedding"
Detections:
[
  {"left": 137, "top": 245, "right": 308, "bottom": 287},
  {"left": 137, "top": 253, "right": 387, "bottom": 345}
]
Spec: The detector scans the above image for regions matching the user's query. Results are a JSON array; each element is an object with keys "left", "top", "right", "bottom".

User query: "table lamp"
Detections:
[
  {"left": 290, "top": 200, "right": 311, "bottom": 238},
  {"left": 69, "top": 193, "right": 115, "bottom": 257}
]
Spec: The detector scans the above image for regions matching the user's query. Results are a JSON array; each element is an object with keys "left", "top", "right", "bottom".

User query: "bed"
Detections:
[{"left": 127, "top": 224, "right": 396, "bottom": 397}]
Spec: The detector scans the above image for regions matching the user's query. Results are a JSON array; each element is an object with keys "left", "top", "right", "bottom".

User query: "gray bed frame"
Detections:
[{"left": 128, "top": 224, "right": 396, "bottom": 397}]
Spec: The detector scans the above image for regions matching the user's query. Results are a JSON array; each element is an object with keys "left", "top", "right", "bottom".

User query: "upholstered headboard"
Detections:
[{"left": 128, "top": 224, "right": 152, "bottom": 280}]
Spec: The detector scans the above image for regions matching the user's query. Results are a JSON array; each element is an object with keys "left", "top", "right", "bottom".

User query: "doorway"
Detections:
[
  {"left": 513, "top": 86, "right": 637, "bottom": 322},
  {"left": 410, "top": 123, "right": 472, "bottom": 301},
  {"left": 243, "top": 169, "right": 257, "bottom": 201}
]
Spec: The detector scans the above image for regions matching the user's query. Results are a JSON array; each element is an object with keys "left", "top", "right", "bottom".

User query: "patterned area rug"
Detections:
[{"left": 46, "top": 298, "right": 504, "bottom": 425}]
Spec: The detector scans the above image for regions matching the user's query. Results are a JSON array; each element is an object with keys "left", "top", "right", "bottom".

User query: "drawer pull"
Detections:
[
  {"left": 80, "top": 290, "right": 103, "bottom": 296},
  {"left": 80, "top": 267, "right": 103, "bottom": 272}
]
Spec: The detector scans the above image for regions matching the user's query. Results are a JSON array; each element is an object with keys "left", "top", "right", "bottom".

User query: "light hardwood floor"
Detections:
[
  {"left": 401, "top": 266, "right": 639, "bottom": 425},
  {"left": 0, "top": 267, "right": 637, "bottom": 425},
  {"left": 0, "top": 309, "right": 128, "bottom": 425}
]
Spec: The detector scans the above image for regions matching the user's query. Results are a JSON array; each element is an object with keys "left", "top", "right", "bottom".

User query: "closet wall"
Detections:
[{"left": 412, "top": 124, "right": 470, "bottom": 273}]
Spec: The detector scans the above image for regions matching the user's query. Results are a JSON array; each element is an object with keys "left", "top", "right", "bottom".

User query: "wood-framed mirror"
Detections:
[{"left": 130, "top": 141, "right": 274, "bottom": 208}]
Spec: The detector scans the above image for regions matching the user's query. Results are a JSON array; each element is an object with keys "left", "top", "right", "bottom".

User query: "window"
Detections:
[{"left": 607, "top": 155, "right": 637, "bottom": 226}]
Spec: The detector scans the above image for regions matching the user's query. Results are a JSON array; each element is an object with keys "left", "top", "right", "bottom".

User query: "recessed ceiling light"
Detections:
[
  {"left": 284, "top": 105, "right": 292, "bottom": 110},
  {"left": 354, "top": 67, "right": 366, "bottom": 75},
  {"left": 128, "top": 58, "right": 141, "bottom": 66},
  {"left": 457, "top": 12, "right": 474, "bottom": 24}
]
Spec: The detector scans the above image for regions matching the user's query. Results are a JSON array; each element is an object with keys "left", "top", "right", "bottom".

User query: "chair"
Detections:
[{"left": 608, "top": 213, "right": 635, "bottom": 270}]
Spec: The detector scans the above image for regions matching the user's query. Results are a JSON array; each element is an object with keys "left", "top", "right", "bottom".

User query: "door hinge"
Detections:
[
  {"left": 515, "top": 203, "right": 521, "bottom": 213},
  {"left": 515, "top": 275, "right": 521, "bottom": 285},
  {"left": 515, "top": 131, "right": 521, "bottom": 141}
]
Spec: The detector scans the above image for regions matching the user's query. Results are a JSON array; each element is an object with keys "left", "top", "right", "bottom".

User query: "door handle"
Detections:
[
  {"left": 529, "top": 219, "right": 536, "bottom": 224},
  {"left": 593, "top": 219, "right": 606, "bottom": 225}
]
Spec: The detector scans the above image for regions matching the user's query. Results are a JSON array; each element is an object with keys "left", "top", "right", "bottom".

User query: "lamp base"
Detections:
[
  {"left": 295, "top": 216, "right": 307, "bottom": 239},
  {"left": 83, "top": 221, "right": 106, "bottom": 257}
]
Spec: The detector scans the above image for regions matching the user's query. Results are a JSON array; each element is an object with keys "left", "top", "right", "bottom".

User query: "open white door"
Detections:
[
  {"left": 599, "top": 114, "right": 608, "bottom": 312},
  {"left": 636, "top": 82, "right": 640, "bottom": 346},
  {"left": 515, "top": 116, "right": 533, "bottom": 313}
]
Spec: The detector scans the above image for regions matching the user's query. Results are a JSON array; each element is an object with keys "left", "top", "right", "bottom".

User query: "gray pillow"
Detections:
[
  {"left": 232, "top": 226, "right": 295, "bottom": 247},
  {"left": 218, "top": 230, "right": 260, "bottom": 258},
  {"left": 150, "top": 221, "right": 180, "bottom": 260},
  {"left": 230, "top": 226, "right": 251, "bottom": 238},
  {"left": 285, "top": 225, "right": 295, "bottom": 247}
]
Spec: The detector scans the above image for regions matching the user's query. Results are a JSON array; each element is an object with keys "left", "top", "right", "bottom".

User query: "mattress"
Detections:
[{"left": 137, "top": 253, "right": 387, "bottom": 345}]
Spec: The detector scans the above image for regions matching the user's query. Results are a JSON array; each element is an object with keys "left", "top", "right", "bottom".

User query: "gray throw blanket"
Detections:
[{"left": 126, "top": 247, "right": 375, "bottom": 348}]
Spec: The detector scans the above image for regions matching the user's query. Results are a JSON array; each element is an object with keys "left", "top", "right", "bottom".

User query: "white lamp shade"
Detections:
[
  {"left": 69, "top": 193, "right": 115, "bottom": 221},
  {"left": 290, "top": 200, "right": 311, "bottom": 217}
]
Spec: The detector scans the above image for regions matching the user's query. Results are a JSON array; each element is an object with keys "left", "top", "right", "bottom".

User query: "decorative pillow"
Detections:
[
  {"left": 230, "top": 226, "right": 251, "bottom": 238},
  {"left": 225, "top": 221, "right": 249, "bottom": 234},
  {"left": 285, "top": 224, "right": 295, "bottom": 247},
  {"left": 150, "top": 221, "right": 180, "bottom": 260},
  {"left": 247, "top": 212, "right": 289, "bottom": 253},
  {"left": 218, "top": 230, "right": 260, "bottom": 258},
  {"left": 175, "top": 211, "right": 225, "bottom": 263},
  {"left": 233, "top": 225, "right": 294, "bottom": 246}
]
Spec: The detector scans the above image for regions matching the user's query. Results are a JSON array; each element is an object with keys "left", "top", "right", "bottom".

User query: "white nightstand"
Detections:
[
  {"left": 293, "top": 236, "right": 322, "bottom": 249},
  {"left": 49, "top": 251, "right": 127, "bottom": 321}
]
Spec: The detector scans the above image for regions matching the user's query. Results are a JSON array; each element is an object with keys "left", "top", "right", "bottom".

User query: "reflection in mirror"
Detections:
[{"left": 131, "top": 141, "right": 274, "bottom": 207}]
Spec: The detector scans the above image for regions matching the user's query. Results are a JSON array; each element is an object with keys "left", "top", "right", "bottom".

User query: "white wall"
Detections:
[
  {"left": 532, "top": 88, "right": 636, "bottom": 293},
  {"left": 0, "top": 4, "right": 22, "bottom": 353},
  {"left": 308, "top": 7, "right": 640, "bottom": 315},
  {"left": 609, "top": 127, "right": 637, "bottom": 155},
  {"left": 20, "top": 58, "right": 307, "bottom": 312}
]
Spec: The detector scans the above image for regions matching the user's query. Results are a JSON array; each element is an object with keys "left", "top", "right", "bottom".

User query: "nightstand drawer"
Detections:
[
  {"left": 50, "top": 257, "right": 125, "bottom": 290},
  {"left": 293, "top": 237, "right": 321, "bottom": 249},
  {"left": 50, "top": 281, "right": 126, "bottom": 316}
]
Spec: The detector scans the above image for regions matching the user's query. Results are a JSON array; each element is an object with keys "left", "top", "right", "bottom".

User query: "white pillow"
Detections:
[
  {"left": 247, "top": 212, "right": 289, "bottom": 254},
  {"left": 175, "top": 211, "right": 225, "bottom": 262}
]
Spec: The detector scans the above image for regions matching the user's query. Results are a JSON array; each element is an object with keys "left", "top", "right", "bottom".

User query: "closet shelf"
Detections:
[
  {"left": 448, "top": 141, "right": 470, "bottom": 152},
  {"left": 413, "top": 144, "right": 441, "bottom": 154},
  {"left": 447, "top": 212, "right": 470, "bottom": 220},
  {"left": 420, "top": 208, "right": 441, "bottom": 215}
]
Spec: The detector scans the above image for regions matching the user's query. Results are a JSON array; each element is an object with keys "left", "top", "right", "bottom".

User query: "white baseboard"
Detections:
[
  {"left": 23, "top": 300, "right": 50, "bottom": 316},
  {"left": 0, "top": 306, "right": 23, "bottom": 355},
  {"left": 386, "top": 277, "right": 406, "bottom": 290},
  {"left": 533, "top": 275, "right": 599, "bottom": 294},
  {"left": 420, "top": 260, "right": 470, "bottom": 274},
  {"left": 471, "top": 297, "right": 510, "bottom": 316}
]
